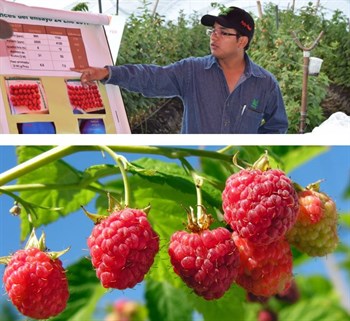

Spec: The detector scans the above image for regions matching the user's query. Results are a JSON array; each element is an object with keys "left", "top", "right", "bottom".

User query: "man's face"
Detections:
[{"left": 208, "top": 23, "right": 243, "bottom": 59}]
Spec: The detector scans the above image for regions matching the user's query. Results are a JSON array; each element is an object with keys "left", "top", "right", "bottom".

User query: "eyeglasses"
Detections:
[{"left": 206, "top": 28, "right": 240, "bottom": 38}]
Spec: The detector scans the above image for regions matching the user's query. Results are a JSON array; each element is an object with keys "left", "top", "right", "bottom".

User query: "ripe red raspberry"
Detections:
[
  {"left": 168, "top": 227, "right": 240, "bottom": 300},
  {"left": 87, "top": 207, "right": 159, "bottom": 289},
  {"left": 286, "top": 186, "right": 339, "bottom": 256},
  {"left": 233, "top": 233, "right": 293, "bottom": 297},
  {"left": 2, "top": 232, "right": 69, "bottom": 319},
  {"left": 222, "top": 168, "right": 299, "bottom": 245},
  {"left": 246, "top": 291, "right": 270, "bottom": 304},
  {"left": 258, "top": 309, "right": 278, "bottom": 321}
]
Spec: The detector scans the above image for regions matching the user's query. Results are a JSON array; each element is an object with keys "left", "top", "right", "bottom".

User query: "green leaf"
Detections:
[
  {"left": 16, "top": 146, "right": 96, "bottom": 240},
  {"left": 51, "top": 258, "right": 107, "bottom": 321},
  {"left": 200, "top": 156, "right": 233, "bottom": 184},
  {"left": 339, "top": 213, "right": 350, "bottom": 228},
  {"left": 189, "top": 285, "right": 246, "bottom": 321},
  {"left": 131, "top": 177, "right": 197, "bottom": 287},
  {"left": 279, "top": 296, "right": 350, "bottom": 321},
  {"left": 290, "top": 247, "right": 312, "bottom": 267},
  {"left": 130, "top": 158, "right": 222, "bottom": 209},
  {"left": 145, "top": 280, "right": 193, "bottom": 321},
  {"left": 296, "top": 275, "right": 333, "bottom": 298},
  {"left": 343, "top": 183, "right": 350, "bottom": 199},
  {"left": 80, "top": 164, "right": 119, "bottom": 186}
]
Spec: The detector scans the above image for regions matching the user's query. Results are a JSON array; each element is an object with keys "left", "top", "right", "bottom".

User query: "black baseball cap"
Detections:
[{"left": 201, "top": 7, "right": 255, "bottom": 48}]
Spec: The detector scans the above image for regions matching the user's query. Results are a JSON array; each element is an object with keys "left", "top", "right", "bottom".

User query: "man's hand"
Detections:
[{"left": 70, "top": 67, "right": 109, "bottom": 86}]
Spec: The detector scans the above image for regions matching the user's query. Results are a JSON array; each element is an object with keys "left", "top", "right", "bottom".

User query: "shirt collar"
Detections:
[
  {"left": 204, "top": 55, "right": 217, "bottom": 69},
  {"left": 205, "top": 54, "right": 266, "bottom": 79},
  {"left": 244, "top": 53, "right": 266, "bottom": 78}
]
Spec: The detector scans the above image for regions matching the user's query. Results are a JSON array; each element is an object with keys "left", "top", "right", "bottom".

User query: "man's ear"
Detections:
[{"left": 239, "top": 36, "right": 249, "bottom": 49}]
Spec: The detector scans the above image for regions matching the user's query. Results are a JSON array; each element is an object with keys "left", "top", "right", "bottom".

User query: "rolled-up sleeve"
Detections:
[{"left": 103, "top": 63, "right": 187, "bottom": 98}]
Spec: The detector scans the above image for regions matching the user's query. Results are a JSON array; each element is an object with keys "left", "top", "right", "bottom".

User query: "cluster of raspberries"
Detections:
[
  {"left": 169, "top": 168, "right": 338, "bottom": 300},
  {"left": 1, "top": 165, "right": 339, "bottom": 319},
  {"left": 169, "top": 168, "right": 299, "bottom": 299}
]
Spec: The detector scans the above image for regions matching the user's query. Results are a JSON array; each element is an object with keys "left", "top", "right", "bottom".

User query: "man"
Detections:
[{"left": 72, "top": 7, "right": 288, "bottom": 134}]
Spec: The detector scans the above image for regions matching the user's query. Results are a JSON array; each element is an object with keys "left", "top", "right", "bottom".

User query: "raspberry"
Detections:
[
  {"left": 1, "top": 231, "right": 69, "bottom": 319},
  {"left": 87, "top": 207, "right": 159, "bottom": 289},
  {"left": 246, "top": 291, "right": 270, "bottom": 304},
  {"left": 275, "top": 279, "right": 300, "bottom": 304},
  {"left": 258, "top": 309, "right": 278, "bottom": 321},
  {"left": 233, "top": 233, "right": 293, "bottom": 297},
  {"left": 222, "top": 168, "right": 299, "bottom": 245},
  {"left": 286, "top": 186, "right": 339, "bottom": 256},
  {"left": 168, "top": 227, "right": 240, "bottom": 300}
]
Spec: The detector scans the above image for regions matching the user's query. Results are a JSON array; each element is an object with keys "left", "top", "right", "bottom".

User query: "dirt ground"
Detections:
[
  {"left": 321, "top": 84, "right": 350, "bottom": 118},
  {"left": 130, "top": 85, "right": 350, "bottom": 134}
]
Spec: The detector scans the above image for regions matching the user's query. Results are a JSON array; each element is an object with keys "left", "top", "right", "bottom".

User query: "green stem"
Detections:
[
  {"left": 0, "top": 145, "right": 234, "bottom": 187},
  {"left": 181, "top": 158, "right": 204, "bottom": 227},
  {"left": 194, "top": 174, "right": 204, "bottom": 226},
  {"left": 99, "top": 146, "right": 130, "bottom": 207},
  {"left": 0, "top": 182, "right": 107, "bottom": 195},
  {"left": 0, "top": 146, "right": 77, "bottom": 186}
]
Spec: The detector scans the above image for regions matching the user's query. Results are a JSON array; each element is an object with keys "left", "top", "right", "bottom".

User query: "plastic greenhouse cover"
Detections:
[{"left": 8, "top": 0, "right": 350, "bottom": 20}]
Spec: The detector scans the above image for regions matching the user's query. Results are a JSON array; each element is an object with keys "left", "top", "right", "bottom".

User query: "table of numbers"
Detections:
[{"left": 6, "top": 23, "right": 88, "bottom": 71}]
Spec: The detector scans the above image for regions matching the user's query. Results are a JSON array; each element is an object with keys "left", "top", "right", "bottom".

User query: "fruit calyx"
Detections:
[
  {"left": 293, "top": 179, "right": 324, "bottom": 193},
  {"left": 0, "top": 228, "right": 69, "bottom": 264},
  {"left": 82, "top": 192, "right": 151, "bottom": 224},
  {"left": 233, "top": 150, "right": 271, "bottom": 172},
  {"left": 185, "top": 205, "right": 214, "bottom": 233}
]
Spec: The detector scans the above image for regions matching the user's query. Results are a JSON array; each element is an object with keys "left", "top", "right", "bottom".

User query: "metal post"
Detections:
[
  {"left": 291, "top": 0, "right": 295, "bottom": 12},
  {"left": 315, "top": 0, "right": 321, "bottom": 12},
  {"left": 152, "top": 0, "right": 160, "bottom": 16},
  {"left": 98, "top": 0, "right": 102, "bottom": 13},
  {"left": 291, "top": 30, "right": 324, "bottom": 133},
  {"left": 256, "top": 1, "right": 263, "bottom": 19},
  {"left": 300, "top": 51, "right": 310, "bottom": 133}
]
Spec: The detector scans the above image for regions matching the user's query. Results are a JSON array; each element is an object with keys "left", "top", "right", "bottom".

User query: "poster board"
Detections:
[{"left": 0, "top": 0, "right": 130, "bottom": 134}]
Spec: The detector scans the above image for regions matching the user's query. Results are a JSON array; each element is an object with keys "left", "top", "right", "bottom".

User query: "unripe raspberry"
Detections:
[
  {"left": 233, "top": 233, "right": 293, "bottom": 297},
  {"left": 222, "top": 168, "right": 299, "bottom": 245},
  {"left": 1, "top": 230, "right": 69, "bottom": 319},
  {"left": 169, "top": 227, "right": 240, "bottom": 300},
  {"left": 286, "top": 187, "right": 339, "bottom": 256},
  {"left": 87, "top": 208, "right": 159, "bottom": 289}
]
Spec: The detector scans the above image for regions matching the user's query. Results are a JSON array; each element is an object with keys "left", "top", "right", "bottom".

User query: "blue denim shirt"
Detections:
[{"left": 104, "top": 54, "right": 288, "bottom": 134}]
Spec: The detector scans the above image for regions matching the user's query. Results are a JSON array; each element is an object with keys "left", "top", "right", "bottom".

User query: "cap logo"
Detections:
[{"left": 241, "top": 20, "right": 252, "bottom": 31}]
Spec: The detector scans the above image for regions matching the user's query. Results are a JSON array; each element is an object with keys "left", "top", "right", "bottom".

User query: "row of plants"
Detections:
[
  {"left": 250, "top": 2, "right": 349, "bottom": 132},
  {"left": 114, "top": 1, "right": 349, "bottom": 133}
]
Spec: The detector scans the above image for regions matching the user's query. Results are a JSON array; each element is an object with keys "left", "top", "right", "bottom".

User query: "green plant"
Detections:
[
  {"left": 117, "top": 1, "right": 208, "bottom": 129},
  {"left": 0, "top": 146, "right": 349, "bottom": 320},
  {"left": 250, "top": 3, "right": 332, "bottom": 133},
  {"left": 72, "top": 1, "right": 348, "bottom": 132}
]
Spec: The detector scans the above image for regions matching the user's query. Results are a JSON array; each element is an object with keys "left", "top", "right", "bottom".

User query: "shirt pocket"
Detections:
[{"left": 236, "top": 106, "right": 264, "bottom": 133}]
